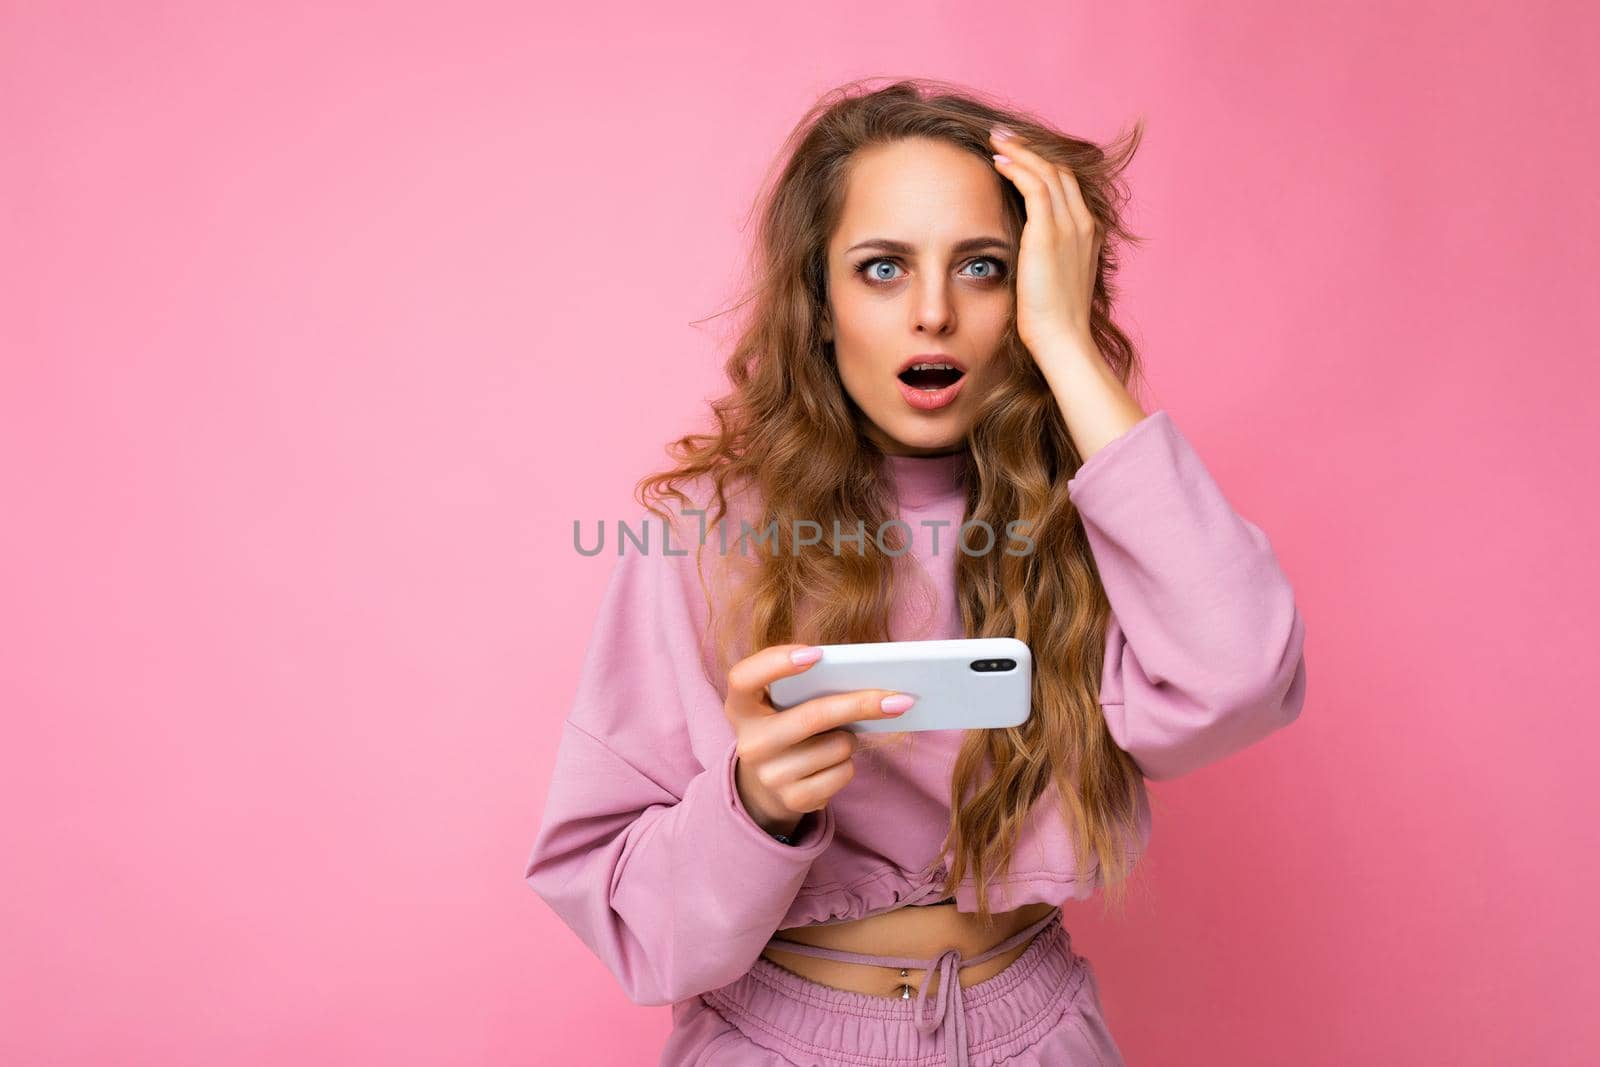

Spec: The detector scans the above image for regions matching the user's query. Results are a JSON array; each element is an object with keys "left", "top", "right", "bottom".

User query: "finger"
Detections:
[
  {"left": 748, "top": 728, "right": 858, "bottom": 791},
  {"left": 760, "top": 688, "right": 912, "bottom": 754},
  {"left": 775, "top": 757, "right": 857, "bottom": 814},
  {"left": 991, "top": 154, "right": 1058, "bottom": 232},
  {"left": 1053, "top": 164, "right": 1097, "bottom": 240},
  {"left": 989, "top": 130, "right": 1069, "bottom": 228},
  {"left": 988, "top": 138, "right": 1055, "bottom": 230},
  {"left": 724, "top": 644, "right": 824, "bottom": 724}
]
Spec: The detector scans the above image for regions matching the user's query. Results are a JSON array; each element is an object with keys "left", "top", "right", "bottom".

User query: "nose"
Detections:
[{"left": 913, "top": 276, "right": 955, "bottom": 336}]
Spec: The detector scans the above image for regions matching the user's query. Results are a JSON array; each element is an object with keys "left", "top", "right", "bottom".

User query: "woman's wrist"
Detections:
[
  {"left": 734, "top": 757, "right": 804, "bottom": 837},
  {"left": 769, "top": 812, "right": 807, "bottom": 844}
]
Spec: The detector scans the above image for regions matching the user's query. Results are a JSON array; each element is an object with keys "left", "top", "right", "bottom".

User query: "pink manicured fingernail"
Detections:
[
  {"left": 880, "top": 694, "right": 915, "bottom": 714},
  {"left": 992, "top": 153, "right": 1012, "bottom": 165},
  {"left": 790, "top": 647, "right": 822, "bottom": 665},
  {"left": 991, "top": 125, "right": 1014, "bottom": 140}
]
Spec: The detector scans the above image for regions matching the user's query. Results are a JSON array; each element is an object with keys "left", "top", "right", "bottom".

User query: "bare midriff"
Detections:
[{"left": 758, "top": 899, "right": 1059, "bottom": 999}]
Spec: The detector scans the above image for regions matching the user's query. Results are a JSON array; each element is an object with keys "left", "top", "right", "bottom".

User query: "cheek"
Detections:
[
  {"left": 830, "top": 300, "right": 898, "bottom": 389},
  {"left": 978, "top": 291, "right": 1014, "bottom": 327},
  {"left": 830, "top": 289, "right": 894, "bottom": 342},
  {"left": 834, "top": 352, "right": 883, "bottom": 400},
  {"left": 976, "top": 308, "right": 1014, "bottom": 356}
]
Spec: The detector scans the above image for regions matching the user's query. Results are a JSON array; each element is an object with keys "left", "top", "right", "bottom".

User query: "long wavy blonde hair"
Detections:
[{"left": 640, "top": 77, "right": 1153, "bottom": 921}]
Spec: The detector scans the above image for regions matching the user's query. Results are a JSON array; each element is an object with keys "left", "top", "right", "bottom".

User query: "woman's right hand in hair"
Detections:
[{"left": 724, "top": 644, "right": 915, "bottom": 837}]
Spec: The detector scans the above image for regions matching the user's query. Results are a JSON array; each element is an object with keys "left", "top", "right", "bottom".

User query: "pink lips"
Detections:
[{"left": 897, "top": 373, "right": 967, "bottom": 412}]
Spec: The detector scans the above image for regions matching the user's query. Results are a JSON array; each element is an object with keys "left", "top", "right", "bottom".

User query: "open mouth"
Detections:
[{"left": 897, "top": 362, "right": 966, "bottom": 391}]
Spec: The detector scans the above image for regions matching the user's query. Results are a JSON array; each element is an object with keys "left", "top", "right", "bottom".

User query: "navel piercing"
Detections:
[{"left": 899, "top": 968, "right": 913, "bottom": 999}]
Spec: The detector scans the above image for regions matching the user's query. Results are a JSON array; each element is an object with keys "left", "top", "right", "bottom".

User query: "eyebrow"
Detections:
[{"left": 844, "top": 236, "right": 1015, "bottom": 256}]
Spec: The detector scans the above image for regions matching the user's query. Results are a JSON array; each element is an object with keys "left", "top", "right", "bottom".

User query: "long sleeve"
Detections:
[
  {"left": 1067, "top": 410, "right": 1308, "bottom": 781},
  {"left": 523, "top": 506, "right": 836, "bottom": 1006}
]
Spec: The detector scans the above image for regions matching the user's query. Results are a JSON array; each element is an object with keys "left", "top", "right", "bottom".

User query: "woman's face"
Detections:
[{"left": 823, "top": 136, "right": 1016, "bottom": 457}]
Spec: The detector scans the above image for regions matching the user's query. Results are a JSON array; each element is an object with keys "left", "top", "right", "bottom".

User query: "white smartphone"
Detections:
[{"left": 766, "top": 637, "right": 1033, "bottom": 733}]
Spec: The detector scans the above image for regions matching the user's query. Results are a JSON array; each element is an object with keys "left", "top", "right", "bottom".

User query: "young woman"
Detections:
[{"left": 525, "top": 78, "right": 1308, "bottom": 1066}]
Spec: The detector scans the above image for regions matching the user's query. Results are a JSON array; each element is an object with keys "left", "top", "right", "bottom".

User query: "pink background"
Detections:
[{"left": 4, "top": 2, "right": 1596, "bottom": 1063}]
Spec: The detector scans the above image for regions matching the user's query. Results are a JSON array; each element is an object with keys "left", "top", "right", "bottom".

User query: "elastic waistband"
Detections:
[{"left": 704, "top": 908, "right": 1086, "bottom": 1067}]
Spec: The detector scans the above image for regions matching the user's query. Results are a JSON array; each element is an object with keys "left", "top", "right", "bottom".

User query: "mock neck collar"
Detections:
[{"left": 882, "top": 449, "right": 968, "bottom": 509}]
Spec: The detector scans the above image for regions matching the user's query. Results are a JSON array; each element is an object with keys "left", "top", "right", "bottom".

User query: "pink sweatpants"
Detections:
[{"left": 658, "top": 910, "right": 1126, "bottom": 1066}]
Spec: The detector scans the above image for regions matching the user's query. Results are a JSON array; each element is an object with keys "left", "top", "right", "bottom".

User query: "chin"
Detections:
[{"left": 878, "top": 417, "right": 968, "bottom": 454}]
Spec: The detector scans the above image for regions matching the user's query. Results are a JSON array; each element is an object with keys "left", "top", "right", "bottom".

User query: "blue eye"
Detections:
[
  {"left": 863, "top": 259, "right": 902, "bottom": 282},
  {"left": 852, "top": 256, "right": 1009, "bottom": 286}
]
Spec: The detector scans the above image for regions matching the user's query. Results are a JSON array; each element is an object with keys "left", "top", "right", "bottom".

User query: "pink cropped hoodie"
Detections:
[{"left": 524, "top": 409, "right": 1308, "bottom": 1007}]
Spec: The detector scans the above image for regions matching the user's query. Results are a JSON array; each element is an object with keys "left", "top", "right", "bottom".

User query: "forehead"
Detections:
[{"left": 830, "top": 137, "right": 1008, "bottom": 251}]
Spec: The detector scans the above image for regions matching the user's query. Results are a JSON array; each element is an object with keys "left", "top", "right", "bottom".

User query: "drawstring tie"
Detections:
[{"left": 763, "top": 906, "right": 1062, "bottom": 1067}]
